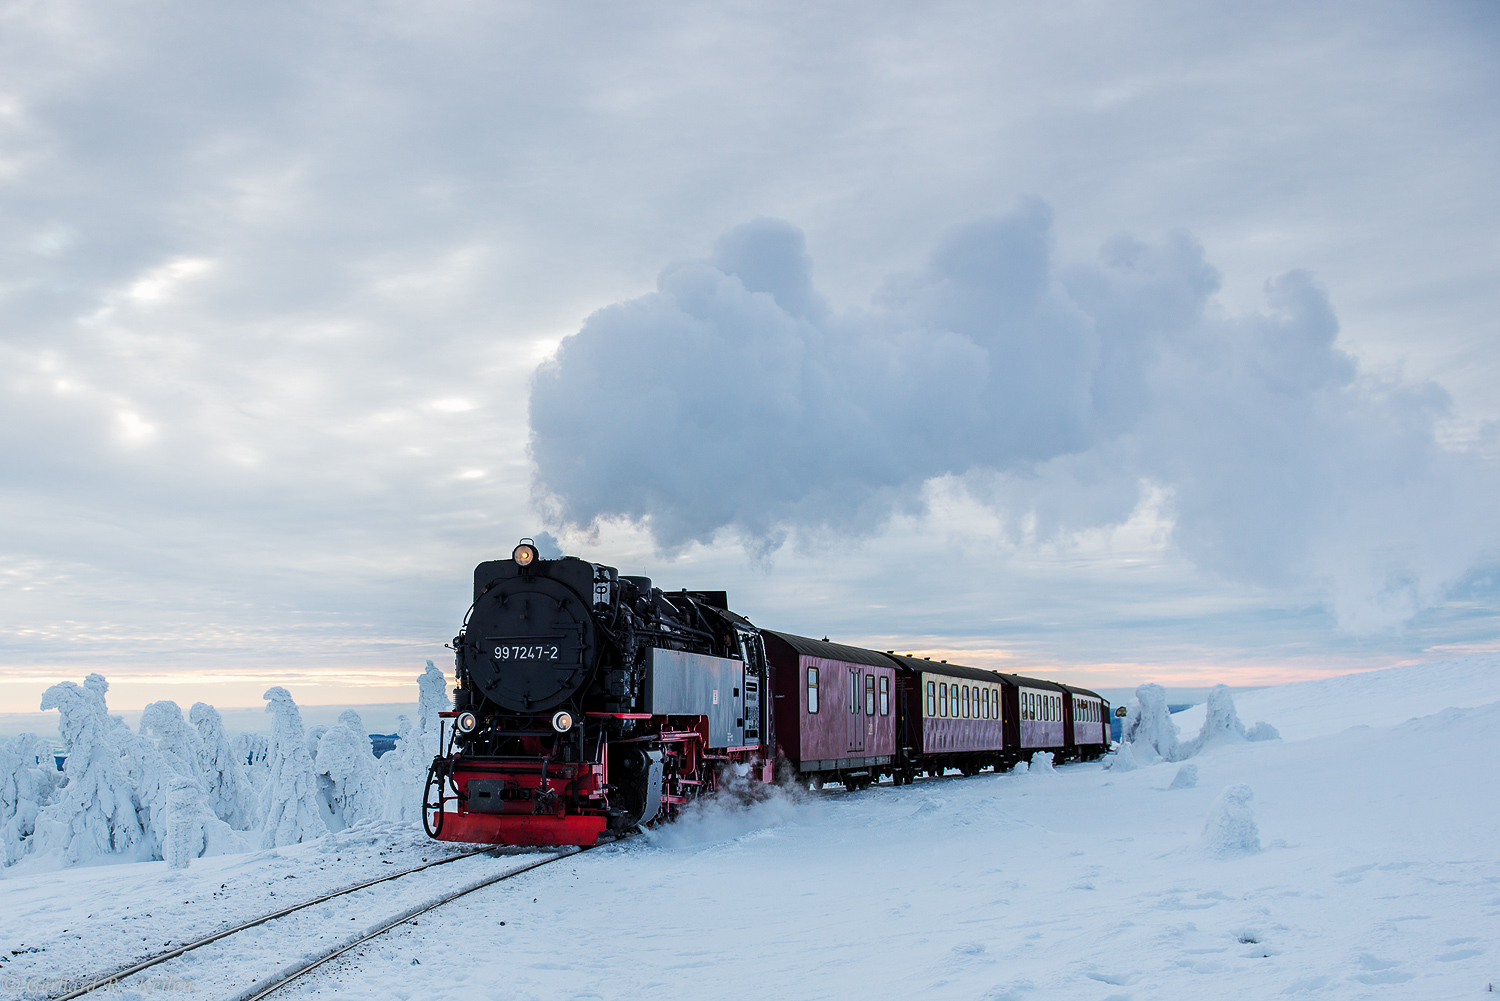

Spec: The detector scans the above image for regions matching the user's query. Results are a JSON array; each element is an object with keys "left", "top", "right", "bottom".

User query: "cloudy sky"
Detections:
[{"left": 2, "top": 0, "right": 1497, "bottom": 713}]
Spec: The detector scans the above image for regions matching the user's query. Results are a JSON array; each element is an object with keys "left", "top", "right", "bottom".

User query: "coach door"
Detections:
[{"left": 847, "top": 667, "right": 865, "bottom": 753}]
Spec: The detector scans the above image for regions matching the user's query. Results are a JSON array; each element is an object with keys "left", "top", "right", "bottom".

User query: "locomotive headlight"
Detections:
[
  {"left": 551, "top": 710, "right": 574, "bottom": 733},
  {"left": 512, "top": 541, "right": 539, "bottom": 566},
  {"left": 456, "top": 710, "right": 478, "bottom": 734}
]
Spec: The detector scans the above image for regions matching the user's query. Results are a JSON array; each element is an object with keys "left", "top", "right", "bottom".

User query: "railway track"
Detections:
[{"left": 52, "top": 840, "right": 607, "bottom": 1001}]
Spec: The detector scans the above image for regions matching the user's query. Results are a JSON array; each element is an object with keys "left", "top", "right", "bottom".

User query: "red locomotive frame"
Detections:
[{"left": 424, "top": 712, "right": 773, "bottom": 846}]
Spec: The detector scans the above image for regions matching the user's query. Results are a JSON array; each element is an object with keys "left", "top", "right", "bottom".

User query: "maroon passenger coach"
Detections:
[
  {"left": 763, "top": 632, "right": 899, "bottom": 790},
  {"left": 766, "top": 633, "right": 1111, "bottom": 788}
]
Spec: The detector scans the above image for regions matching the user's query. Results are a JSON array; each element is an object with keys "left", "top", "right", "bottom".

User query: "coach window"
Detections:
[
  {"left": 865, "top": 674, "right": 876, "bottom": 716},
  {"left": 965, "top": 686, "right": 973, "bottom": 718},
  {"left": 986, "top": 689, "right": 992, "bottom": 719},
  {"left": 879, "top": 676, "right": 890, "bottom": 716},
  {"left": 806, "top": 667, "right": 819, "bottom": 714},
  {"left": 939, "top": 683, "right": 948, "bottom": 717},
  {"left": 927, "top": 681, "right": 936, "bottom": 717}
]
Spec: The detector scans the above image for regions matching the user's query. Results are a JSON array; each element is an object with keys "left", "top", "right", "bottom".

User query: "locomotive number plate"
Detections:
[{"left": 493, "top": 644, "right": 561, "bottom": 661}]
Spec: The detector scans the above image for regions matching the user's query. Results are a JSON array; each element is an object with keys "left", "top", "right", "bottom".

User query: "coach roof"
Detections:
[
  {"left": 881, "top": 652, "right": 1006, "bottom": 684},
  {"left": 761, "top": 631, "right": 896, "bottom": 669}
]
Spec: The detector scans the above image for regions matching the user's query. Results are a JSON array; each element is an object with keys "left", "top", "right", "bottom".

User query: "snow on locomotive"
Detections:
[
  {"left": 424, "top": 541, "right": 773, "bottom": 847},
  {"left": 425, "top": 541, "right": 1110, "bottom": 846}
]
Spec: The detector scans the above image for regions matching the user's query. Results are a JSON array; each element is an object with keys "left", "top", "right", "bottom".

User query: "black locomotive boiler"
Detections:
[{"left": 425, "top": 541, "right": 774, "bottom": 846}]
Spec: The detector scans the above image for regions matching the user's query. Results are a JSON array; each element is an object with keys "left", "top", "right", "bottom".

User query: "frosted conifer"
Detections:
[
  {"left": 191, "top": 703, "right": 259, "bottom": 830},
  {"left": 381, "top": 660, "right": 450, "bottom": 822},
  {"left": 259, "top": 687, "right": 329, "bottom": 847},
  {"left": 314, "top": 720, "right": 385, "bottom": 830},
  {"left": 31, "top": 679, "right": 143, "bottom": 864},
  {"left": 1119, "top": 683, "right": 1184, "bottom": 763},
  {"left": 234, "top": 731, "right": 272, "bottom": 795},
  {"left": 1, "top": 735, "right": 60, "bottom": 865}
]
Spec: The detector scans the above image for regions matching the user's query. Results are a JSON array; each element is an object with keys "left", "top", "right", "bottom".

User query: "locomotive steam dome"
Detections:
[{"left": 463, "top": 569, "right": 596, "bottom": 713}]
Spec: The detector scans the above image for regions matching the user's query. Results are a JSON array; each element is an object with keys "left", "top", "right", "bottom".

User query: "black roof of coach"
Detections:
[
  {"left": 998, "top": 673, "right": 1072, "bottom": 695},
  {"left": 761, "top": 631, "right": 895, "bottom": 669},
  {"left": 880, "top": 652, "right": 1007, "bottom": 684},
  {"left": 1056, "top": 682, "right": 1107, "bottom": 702}
]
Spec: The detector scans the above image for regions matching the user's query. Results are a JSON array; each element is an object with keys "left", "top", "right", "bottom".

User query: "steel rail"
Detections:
[
  {"left": 52, "top": 845, "right": 496, "bottom": 1001},
  {"left": 232, "top": 844, "right": 600, "bottom": 1001}
]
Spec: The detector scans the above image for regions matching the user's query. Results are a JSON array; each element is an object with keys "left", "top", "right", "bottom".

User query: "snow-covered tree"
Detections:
[
  {"left": 141, "top": 701, "right": 203, "bottom": 779},
  {"left": 162, "top": 774, "right": 215, "bottom": 869},
  {"left": 338, "top": 709, "right": 370, "bottom": 751},
  {"left": 313, "top": 720, "right": 385, "bottom": 831},
  {"left": 305, "top": 723, "right": 328, "bottom": 762},
  {"left": 234, "top": 731, "right": 272, "bottom": 794},
  {"left": 134, "top": 701, "right": 244, "bottom": 863},
  {"left": 1, "top": 735, "right": 61, "bottom": 865},
  {"left": 259, "top": 687, "right": 329, "bottom": 847},
  {"left": 1199, "top": 783, "right": 1261, "bottom": 857},
  {"left": 190, "top": 703, "right": 258, "bottom": 830},
  {"left": 418, "top": 659, "right": 449, "bottom": 733},
  {"left": 1184, "top": 686, "right": 1280, "bottom": 756},
  {"left": 29, "top": 680, "right": 143, "bottom": 864},
  {"left": 1119, "top": 683, "right": 1185, "bottom": 762},
  {"left": 133, "top": 701, "right": 199, "bottom": 857},
  {"left": 380, "top": 660, "right": 450, "bottom": 822}
]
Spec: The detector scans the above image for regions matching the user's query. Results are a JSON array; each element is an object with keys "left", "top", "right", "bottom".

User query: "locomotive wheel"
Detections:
[{"left": 421, "top": 760, "right": 446, "bottom": 839}]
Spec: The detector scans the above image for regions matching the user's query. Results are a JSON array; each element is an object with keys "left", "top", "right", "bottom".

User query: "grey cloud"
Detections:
[
  {"left": 0, "top": 0, "right": 1495, "bottom": 684},
  {"left": 529, "top": 206, "right": 1499, "bottom": 630}
]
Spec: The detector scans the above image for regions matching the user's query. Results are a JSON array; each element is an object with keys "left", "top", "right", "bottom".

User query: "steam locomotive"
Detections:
[{"left": 424, "top": 541, "right": 1109, "bottom": 847}]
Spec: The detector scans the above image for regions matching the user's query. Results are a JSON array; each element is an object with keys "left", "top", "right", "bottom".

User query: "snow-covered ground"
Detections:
[{"left": 3, "top": 656, "right": 1497, "bottom": 1000}]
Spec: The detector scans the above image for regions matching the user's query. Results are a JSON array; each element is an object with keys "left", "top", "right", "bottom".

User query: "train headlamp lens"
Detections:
[
  {"left": 456, "top": 710, "right": 478, "bottom": 734},
  {"left": 512, "top": 542, "right": 538, "bottom": 566},
  {"left": 551, "top": 710, "right": 574, "bottom": 733}
]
